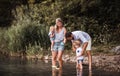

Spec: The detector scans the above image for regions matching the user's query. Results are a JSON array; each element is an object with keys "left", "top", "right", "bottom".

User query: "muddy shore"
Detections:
[
  {"left": 27, "top": 54, "right": 120, "bottom": 72},
  {"left": 1, "top": 51, "right": 120, "bottom": 72}
]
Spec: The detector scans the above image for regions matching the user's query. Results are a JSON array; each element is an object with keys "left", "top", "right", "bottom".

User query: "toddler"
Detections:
[
  {"left": 72, "top": 40, "right": 84, "bottom": 70},
  {"left": 48, "top": 26, "right": 55, "bottom": 51}
]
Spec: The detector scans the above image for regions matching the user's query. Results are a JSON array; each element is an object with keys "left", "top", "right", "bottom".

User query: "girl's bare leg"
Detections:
[
  {"left": 52, "top": 51, "right": 57, "bottom": 68},
  {"left": 57, "top": 51, "right": 63, "bottom": 68}
]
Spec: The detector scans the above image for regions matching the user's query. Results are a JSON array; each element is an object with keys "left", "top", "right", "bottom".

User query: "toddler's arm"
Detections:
[
  {"left": 50, "top": 33, "right": 55, "bottom": 38},
  {"left": 72, "top": 44, "right": 76, "bottom": 52}
]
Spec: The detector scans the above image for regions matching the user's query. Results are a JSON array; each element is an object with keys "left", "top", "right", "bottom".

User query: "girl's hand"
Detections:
[
  {"left": 61, "top": 42, "right": 64, "bottom": 45},
  {"left": 63, "top": 40, "right": 65, "bottom": 44}
]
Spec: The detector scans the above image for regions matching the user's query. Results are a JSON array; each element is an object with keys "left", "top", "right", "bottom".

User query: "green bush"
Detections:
[
  {"left": 11, "top": 0, "right": 120, "bottom": 45},
  {"left": 0, "top": 28, "right": 8, "bottom": 52},
  {"left": 4, "top": 22, "right": 50, "bottom": 54}
]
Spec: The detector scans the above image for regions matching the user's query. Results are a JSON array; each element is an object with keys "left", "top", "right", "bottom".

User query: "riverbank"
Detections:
[
  {"left": 0, "top": 50, "right": 120, "bottom": 72},
  {"left": 24, "top": 54, "right": 120, "bottom": 72},
  {"left": 66, "top": 55, "right": 120, "bottom": 72}
]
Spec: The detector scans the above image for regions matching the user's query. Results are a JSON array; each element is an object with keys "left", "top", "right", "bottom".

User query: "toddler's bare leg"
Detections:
[
  {"left": 76, "top": 60, "right": 80, "bottom": 69},
  {"left": 79, "top": 62, "right": 83, "bottom": 71},
  {"left": 51, "top": 41, "right": 54, "bottom": 51}
]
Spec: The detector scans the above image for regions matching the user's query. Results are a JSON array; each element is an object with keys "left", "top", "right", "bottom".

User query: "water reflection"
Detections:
[
  {"left": 52, "top": 68, "right": 92, "bottom": 76},
  {"left": 44, "top": 59, "right": 49, "bottom": 63},
  {"left": 76, "top": 69, "right": 92, "bottom": 76},
  {"left": 76, "top": 69, "right": 83, "bottom": 76},
  {"left": 88, "top": 71, "right": 92, "bottom": 76},
  {"left": 52, "top": 69, "right": 62, "bottom": 76},
  {"left": 0, "top": 57, "right": 119, "bottom": 76}
]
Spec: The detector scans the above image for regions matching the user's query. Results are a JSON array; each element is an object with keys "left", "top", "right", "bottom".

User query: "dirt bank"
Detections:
[{"left": 35, "top": 54, "right": 120, "bottom": 72}]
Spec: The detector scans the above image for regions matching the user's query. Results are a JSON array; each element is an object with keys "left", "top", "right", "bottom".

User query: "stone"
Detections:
[{"left": 111, "top": 46, "right": 120, "bottom": 54}]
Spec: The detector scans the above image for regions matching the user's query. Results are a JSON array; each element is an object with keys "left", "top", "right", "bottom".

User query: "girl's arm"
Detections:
[{"left": 63, "top": 27, "right": 67, "bottom": 43}]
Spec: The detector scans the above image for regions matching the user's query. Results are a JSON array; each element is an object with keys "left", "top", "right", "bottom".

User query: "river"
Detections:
[{"left": 0, "top": 57, "right": 119, "bottom": 76}]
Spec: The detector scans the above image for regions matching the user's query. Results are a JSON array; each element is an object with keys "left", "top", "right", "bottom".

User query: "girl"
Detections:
[{"left": 52, "top": 18, "right": 67, "bottom": 69}]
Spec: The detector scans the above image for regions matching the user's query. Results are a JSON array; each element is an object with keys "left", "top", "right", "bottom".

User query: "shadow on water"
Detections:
[{"left": 0, "top": 57, "right": 119, "bottom": 76}]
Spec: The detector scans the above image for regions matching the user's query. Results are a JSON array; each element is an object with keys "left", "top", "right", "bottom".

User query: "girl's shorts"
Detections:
[{"left": 52, "top": 41, "right": 64, "bottom": 51}]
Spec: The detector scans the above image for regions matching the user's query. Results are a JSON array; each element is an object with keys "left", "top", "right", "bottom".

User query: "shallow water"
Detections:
[{"left": 0, "top": 57, "right": 119, "bottom": 76}]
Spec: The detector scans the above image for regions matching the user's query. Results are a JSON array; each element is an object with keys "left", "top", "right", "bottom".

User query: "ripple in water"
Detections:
[{"left": 0, "top": 57, "right": 119, "bottom": 76}]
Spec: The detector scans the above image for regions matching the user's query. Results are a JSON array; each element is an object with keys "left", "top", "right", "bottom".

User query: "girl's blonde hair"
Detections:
[
  {"left": 55, "top": 18, "right": 63, "bottom": 32},
  {"left": 56, "top": 18, "right": 63, "bottom": 23}
]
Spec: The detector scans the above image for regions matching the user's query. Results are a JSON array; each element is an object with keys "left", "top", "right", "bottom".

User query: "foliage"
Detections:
[
  {"left": 0, "top": 0, "right": 120, "bottom": 55},
  {"left": 4, "top": 20, "right": 50, "bottom": 54}
]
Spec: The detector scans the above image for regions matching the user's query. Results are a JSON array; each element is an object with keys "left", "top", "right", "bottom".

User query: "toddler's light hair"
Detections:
[
  {"left": 73, "top": 40, "right": 81, "bottom": 47},
  {"left": 49, "top": 26, "right": 55, "bottom": 32}
]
